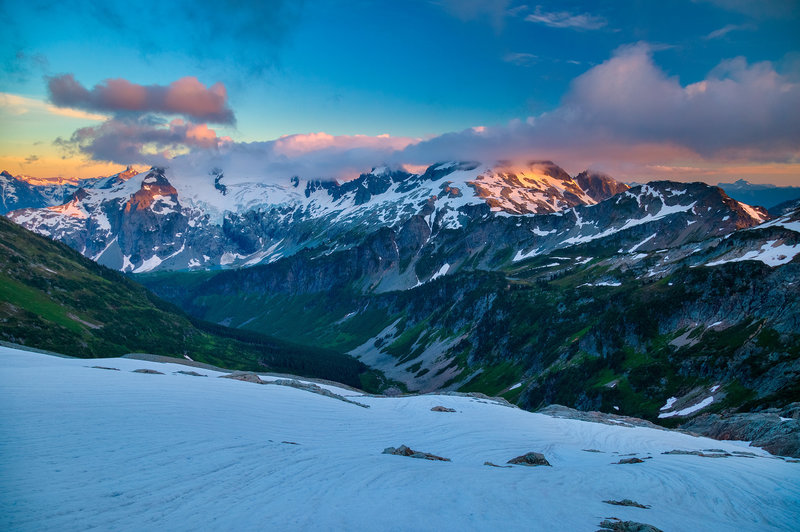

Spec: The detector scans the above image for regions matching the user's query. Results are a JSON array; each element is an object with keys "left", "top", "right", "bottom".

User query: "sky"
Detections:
[{"left": 1, "top": 0, "right": 799, "bottom": 184}]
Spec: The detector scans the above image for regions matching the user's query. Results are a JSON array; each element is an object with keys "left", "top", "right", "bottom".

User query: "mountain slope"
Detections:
[
  {"left": 1, "top": 170, "right": 76, "bottom": 213},
  {"left": 2, "top": 346, "right": 798, "bottom": 531},
  {"left": 140, "top": 204, "right": 800, "bottom": 419},
  {"left": 0, "top": 216, "right": 382, "bottom": 389}
]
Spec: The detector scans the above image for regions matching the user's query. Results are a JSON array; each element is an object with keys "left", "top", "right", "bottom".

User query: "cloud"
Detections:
[
  {"left": 55, "top": 118, "right": 416, "bottom": 180},
  {"left": 437, "top": 0, "right": 512, "bottom": 30},
  {"left": 53, "top": 43, "right": 800, "bottom": 185},
  {"left": 1, "top": 50, "right": 49, "bottom": 84},
  {"left": 273, "top": 132, "right": 419, "bottom": 157},
  {"left": 556, "top": 43, "right": 800, "bottom": 156},
  {"left": 4, "top": 1, "right": 302, "bottom": 76},
  {"left": 47, "top": 75, "right": 236, "bottom": 125},
  {"left": 54, "top": 116, "right": 232, "bottom": 166},
  {"left": 704, "top": 23, "right": 751, "bottom": 39},
  {"left": 24, "top": 154, "right": 39, "bottom": 164},
  {"left": 393, "top": 42, "right": 800, "bottom": 173},
  {"left": 694, "top": 0, "right": 800, "bottom": 18},
  {"left": 503, "top": 52, "right": 538, "bottom": 66},
  {"left": 0, "top": 92, "right": 108, "bottom": 121},
  {"left": 524, "top": 7, "right": 607, "bottom": 30}
]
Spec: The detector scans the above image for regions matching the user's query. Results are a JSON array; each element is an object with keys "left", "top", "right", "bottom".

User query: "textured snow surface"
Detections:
[{"left": 1, "top": 346, "right": 799, "bottom": 531}]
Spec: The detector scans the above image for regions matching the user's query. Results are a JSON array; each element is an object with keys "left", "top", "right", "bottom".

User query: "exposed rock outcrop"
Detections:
[
  {"left": 382, "top": 445, "right": 450, "bottom": 461},
  {"left": 507, "top": 452, "right": 551, "bottom": 466},
  {"left": 603, "top": 499, "right": 650, "bottom": 509},
  {"left": 597, "top": 518, "right": 663, "bottom": 532},
  {"left": 680, "top": 404, "right": 800, "bottom": 458},
  {"left": 220, "top": 371, "right": 265, "bottom": 384}
]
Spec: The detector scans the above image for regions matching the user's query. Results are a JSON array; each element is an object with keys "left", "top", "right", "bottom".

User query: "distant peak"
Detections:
[{"left": 116, "top": 166, "right": 139, "bottom": 181}]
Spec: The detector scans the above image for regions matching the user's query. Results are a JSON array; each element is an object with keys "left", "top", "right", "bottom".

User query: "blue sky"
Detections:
[{"left": 1, "top": 0, "right": 799, "bottom": 183}]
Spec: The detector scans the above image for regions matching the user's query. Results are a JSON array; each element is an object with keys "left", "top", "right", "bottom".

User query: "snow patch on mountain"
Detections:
[
  {"left": 659, "top": 396, "right": 715, "bottom": 419},
  {"left": 706, "top": 240, "right": 800, "bottom": 267}
]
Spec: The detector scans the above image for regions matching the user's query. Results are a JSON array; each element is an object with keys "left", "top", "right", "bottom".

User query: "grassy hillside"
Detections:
[{"left": 0, "top": 217, "right": 384, "bottom": 391}]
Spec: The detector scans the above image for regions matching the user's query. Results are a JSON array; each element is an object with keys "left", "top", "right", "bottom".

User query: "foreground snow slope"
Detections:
[{"left": 1, "top": 346, "right": 798, "bottom": 531}]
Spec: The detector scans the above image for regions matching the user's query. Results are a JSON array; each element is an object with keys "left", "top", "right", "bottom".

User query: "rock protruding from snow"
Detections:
[
  {"left": 382, "top": 445, "right": 451, "bottom": 461},
  {"left": 507, "top": 452, "right": 552, "bottom": 466},
  {"left": 537, "top": 404, "right": 664, "bottom": 430},
  {"left": 597, "top": 518, "right": 663, "bottom": 532},
  {"left": 615, "top": 457, "right": 645, "bottom": 464},
  {"left": 603, "top": 499, "right": 651, "bottom": 509},
  {"left": 680, "top": 404, "right": 800, "bottom": 458},
  {"left": 220, "top": 372, "right": 265, "bottom": 384}
]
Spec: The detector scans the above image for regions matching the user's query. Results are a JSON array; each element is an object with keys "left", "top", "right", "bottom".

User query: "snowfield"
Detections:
[{"left": 1, "top": 346, "right": 798, "bottom": 531}]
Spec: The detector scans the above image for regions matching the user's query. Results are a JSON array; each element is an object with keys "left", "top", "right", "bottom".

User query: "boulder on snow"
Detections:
[
  {"left": 431, "top": 406, "right": 456, "bottom": 412},
  {"left": 614, "top": 457, "right": 644, "bottom": 464},
  {"left": 132, "top": 368, "right": 164, "bottom": 375},
  {"left": 603, "top": 499, "right": 651, "bottom": 509},
  {"left": 220, "top": 372, "right": 264, "bottom": 384},
  {"left": 382, "top": 445, "right": 450, "bottom": 461},
  {"left": 176, "top": 370, "right": 206, "bottom": 377},
  {"left": 597, "top": 518, "right": 663, "bottom": 532},
  {"left": 507, "top": 452, "right": 551, "bottom": 466}
]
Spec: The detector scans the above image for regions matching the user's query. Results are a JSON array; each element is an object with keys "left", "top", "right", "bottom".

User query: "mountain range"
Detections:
[
  {"left": 718, "top": 179, "right": 800, "bottom": 210},
  {"left": 2, "top": 161, "right": 798, "bottom": 434}
]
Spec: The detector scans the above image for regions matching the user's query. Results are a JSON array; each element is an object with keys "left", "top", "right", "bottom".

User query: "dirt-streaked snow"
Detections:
[{"left": 1, "top": 346, "right": 798, "bottom": 531}]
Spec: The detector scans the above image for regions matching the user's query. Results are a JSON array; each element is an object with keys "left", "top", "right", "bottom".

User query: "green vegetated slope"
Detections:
[
  {"left": 141, "top": 238, "right": 800, "bottom": 423},
  {"left": 0, "top": 217, "right": 383, "bottom": 391}
]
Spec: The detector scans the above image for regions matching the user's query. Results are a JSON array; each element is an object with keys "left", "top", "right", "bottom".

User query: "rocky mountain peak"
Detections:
[
  {"left": 116, "top": 166, "right": 139, "bottom": 181},
  {"left": 575, "top": 170, "right": 631, "bottom": 202},
  {"left": 123, "top": 168, "right": 179, "bottom": 214}
]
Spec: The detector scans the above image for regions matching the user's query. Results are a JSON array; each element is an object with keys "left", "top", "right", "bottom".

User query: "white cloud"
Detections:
[
  {"left": 0, "top": 93, "right": 108, "bottom": 121},
  {"left": 525, "top": 7, "right": 607, "bottom": 30},
  {"left": 503, "top": 52, "right": 538, "bottom": 66},
  {"left": 704, "top": 23, "right": 751, "bottom": 40}
]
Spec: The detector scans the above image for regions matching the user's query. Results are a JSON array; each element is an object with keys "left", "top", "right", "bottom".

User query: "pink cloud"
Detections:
[
  {"left": 47, "top": 74, "right": 236, "bottom": 124},
  {"left": 51, "top": 44, "right": 800, "bottom": 186},
  {"left": 273, "top": 132, "right": 419, "bottom": 156}
]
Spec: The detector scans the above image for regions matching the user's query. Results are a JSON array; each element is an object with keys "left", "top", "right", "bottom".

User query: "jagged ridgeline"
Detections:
[{"left": 0, "top": 217, "right": 383, "bottom": 391}]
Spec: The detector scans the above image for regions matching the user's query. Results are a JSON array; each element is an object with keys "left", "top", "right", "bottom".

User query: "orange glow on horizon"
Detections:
[
  {"left": 0, "top": 154, "right": 139, "bottom": 180},
  {"left": 1, "top": 152, "right": 797, "bottom": 187}
]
